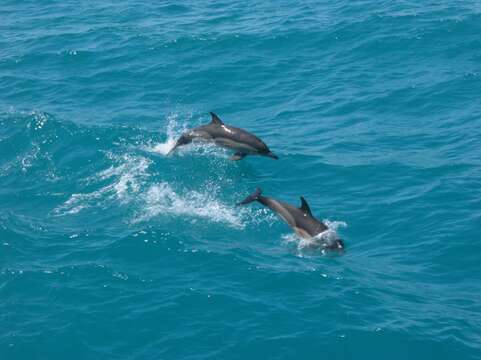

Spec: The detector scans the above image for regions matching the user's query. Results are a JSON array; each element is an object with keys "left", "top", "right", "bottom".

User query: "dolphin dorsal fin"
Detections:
[
  {"left": 299, "top": 196, "right": 312, "bottom": 216},
  {"left": 209, "top": 112, "right": 224, "bottom": 125}
]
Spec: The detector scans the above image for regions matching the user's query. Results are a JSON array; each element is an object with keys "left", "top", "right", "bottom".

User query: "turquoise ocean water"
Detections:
[{"left": 1, "top": 1, "right": 481, "bottom": 359}]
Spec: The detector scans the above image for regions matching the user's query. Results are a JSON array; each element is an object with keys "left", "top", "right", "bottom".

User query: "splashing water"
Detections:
[
  {"left": 54, "top": 153, "right": 151, "bottom": 215},
  {"left": 282, "top": 220, "right": 347, "bottom": 254},
  {"left": 144, "top": 114, "right": 186, "bottom": 155},
  {"left": 135, "top": 182, "right": 245, "bottom": 229},
  {"left": 144, "top": 114, "right": 229, "bottom": 159},
  {"left": 2, "top": 2, "right": 481, "bottom": 358}
]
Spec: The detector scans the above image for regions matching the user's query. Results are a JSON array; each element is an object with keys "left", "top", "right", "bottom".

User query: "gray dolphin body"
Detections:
[
  {"left": 238, "top": 188, "right": 344, "bottom": 251},
  {"left": 167, "top": 112, "right": 278, "bottom": 160}
]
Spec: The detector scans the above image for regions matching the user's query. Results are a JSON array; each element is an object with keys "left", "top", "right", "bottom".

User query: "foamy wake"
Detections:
[
  {"left": 282, "top": 220, "right": 347, "bottom": 254},
  {"left": 53, "top": 153, "right": 151, "bottom": 215},
  {"left": 54, "top": 151, "right": 244, "bottom": 227},
  {"left": 134, "top": 182, "right": 245, "bottom": 229}
]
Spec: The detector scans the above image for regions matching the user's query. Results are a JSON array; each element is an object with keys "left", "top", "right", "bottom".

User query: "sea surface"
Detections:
[{"left": 1, "top": 1, "right": 481, "bottom": 359}]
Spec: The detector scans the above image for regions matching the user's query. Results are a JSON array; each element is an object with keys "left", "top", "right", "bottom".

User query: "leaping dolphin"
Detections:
[
  {"left": 167, "top": 112, "right": 278, "bottom": 160},
  {"left": 237, "top": 188, "right": 344, "bottom": 251}
]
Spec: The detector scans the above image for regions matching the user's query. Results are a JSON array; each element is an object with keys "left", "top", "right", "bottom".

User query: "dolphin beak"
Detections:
[{"left": 266, "top": 152, "right": 279, "bottom": 160}]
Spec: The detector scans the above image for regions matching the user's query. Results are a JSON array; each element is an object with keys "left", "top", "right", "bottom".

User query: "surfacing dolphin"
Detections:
[
  {"left": 167, "top": 112, "right": 278, "bottom": 160},
  {"left": 237, "top": 188, "right": 344, "bottom": 251}
]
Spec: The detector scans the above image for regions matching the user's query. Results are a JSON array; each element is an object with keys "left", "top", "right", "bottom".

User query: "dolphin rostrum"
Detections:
[
  {"left": 167, "top": 112, "right": 278, "bottom": 160},
  {"left": 237, "top": 188, "right": 344, "bottom": 251}
]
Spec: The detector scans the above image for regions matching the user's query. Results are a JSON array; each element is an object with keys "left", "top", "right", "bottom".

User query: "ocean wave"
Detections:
[{"left": 2, "top": 2, "right": 481, "bottom": 357}]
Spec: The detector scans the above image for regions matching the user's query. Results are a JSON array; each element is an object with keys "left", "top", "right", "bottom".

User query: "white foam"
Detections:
[
  {"left": 0, "top": 144, "right": 40, "bottom": 175},
  {"left": 282, "top": 220, "right": 347, "bottom": 253},
  {"left": 135, "top": 182, "right": 245, "bottom": 229},
  {"left": 54, "top": 153, "right": 151, "bottom": 215},
  {"left": 53, "top": 147, "right": 243, "bottom": 228},
  {"left": 323, "top": 220, "right": 347, "bottom": 231},
  {"left": 54, "top": 192, "right": 100, "bottom": 215},
  {"left": 144, "top": 114, "right": 186, "bottom": 155}
]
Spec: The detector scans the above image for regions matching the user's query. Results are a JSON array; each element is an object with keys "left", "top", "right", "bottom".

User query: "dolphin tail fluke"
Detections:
[
  {"left": 166, "top": 144, "right": 178, "bottom": 155},
  {"left": 166, "top": 142, "right": 181, "bottom": 155},
  {"left": 167, "top": 134, "right": 192, "bottom": 155},
  {"left": 237, "top": 188, "right": 262, "bottom": 206}
]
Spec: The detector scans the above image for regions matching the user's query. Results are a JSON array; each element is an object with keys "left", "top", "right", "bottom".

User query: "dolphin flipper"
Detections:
[{"left": 229, "top": 152, "right": 247, "bottom": 161}]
